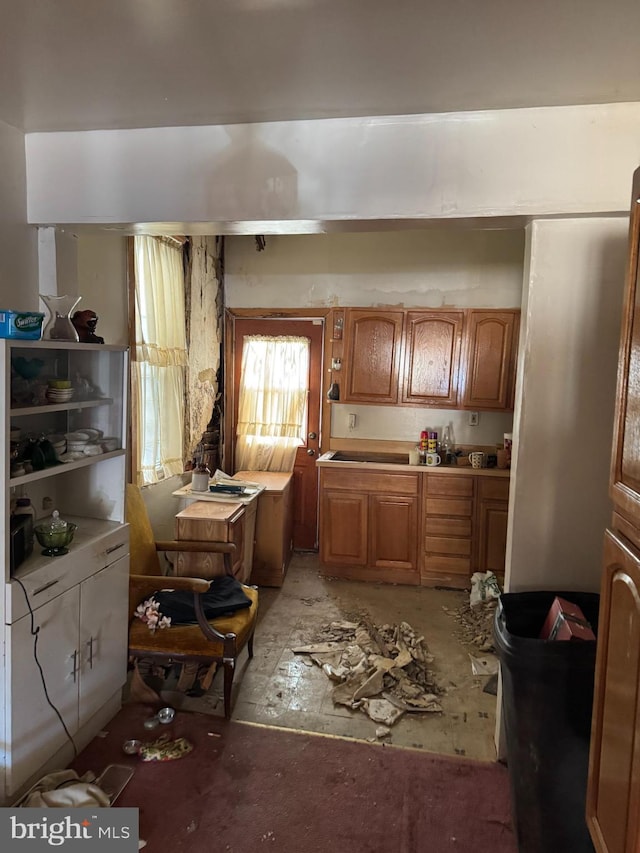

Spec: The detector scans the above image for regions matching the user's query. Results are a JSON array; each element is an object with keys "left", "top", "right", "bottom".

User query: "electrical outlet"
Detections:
[
  {"left": 348, "top": 413, "right": 357, "bottom": 430},
  {"left": 469, "top": 412, "right": 479, "bottom": 426}
]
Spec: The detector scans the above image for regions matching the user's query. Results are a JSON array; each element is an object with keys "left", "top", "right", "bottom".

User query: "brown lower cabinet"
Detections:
[
  {"left": 319, "top": 468, "right": 420, "bottom": 584},
  {"left": 319, "top": 466, "right": 510, "bottom": 589},
  {"left": 475, "top": 477, "right": 509, "bottom": 585},
  {"left": 422, "top": 473, "right": 474, "bottom": 588}
]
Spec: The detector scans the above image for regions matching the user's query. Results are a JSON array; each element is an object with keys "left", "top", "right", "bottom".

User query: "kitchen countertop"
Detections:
[{"left": 316, "top": 451, "right": 510, "bottom": 477}]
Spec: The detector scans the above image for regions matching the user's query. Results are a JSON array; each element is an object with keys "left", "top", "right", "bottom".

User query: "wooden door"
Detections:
[
  {"left": 402, "top": 310, "right": 463, "bottom": 406},
  {"left": 610, "top": 168, "right": 640, "bottom": 527},
  {"left": 369, "top": 494, "right": 419, "bottom": 572},
  {"left": 343, "top": 309, "right": 404, "bottom": 404},
  {"left": 587, "top": 167, "right": 640, "bottom": 852},
  {"left": 587, "top": 530, "right": 640, "bottom": 853},
  {"left": 233, "top": 318, "right": 323, "bottom": 550},
  {"left": 461, "top": 310, "right": 519, "bottom": 410}
]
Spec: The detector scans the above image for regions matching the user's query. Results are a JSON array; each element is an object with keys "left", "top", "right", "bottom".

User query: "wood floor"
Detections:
[{"left": 148, "top": 552, "right": 498, "bottom": 762}]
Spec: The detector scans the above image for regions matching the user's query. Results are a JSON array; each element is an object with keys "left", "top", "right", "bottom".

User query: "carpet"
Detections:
[{"left": 71, "top": 703, "right": 516, "bottom": 853}]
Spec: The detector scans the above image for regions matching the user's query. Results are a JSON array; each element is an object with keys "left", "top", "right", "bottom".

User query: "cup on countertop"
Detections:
[
  {"left": 468, "top": 451, "right": 485, "bottom": 469},
  {"left": 496, "top": 449, "right": 509, "bottom": 469},
  {"left": 425, "top": 452, "right": 441, "bottom": 466},
  {"left": 408, "top": 448, "right": 421, "bottom": 466}
]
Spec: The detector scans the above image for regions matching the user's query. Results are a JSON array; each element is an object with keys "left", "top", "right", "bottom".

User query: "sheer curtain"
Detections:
[
  {"left": 235, "top": 335, "right": 310, "bottom": 472},
  {"left": 132, "top": 236, "right": 187, "bottom": 485}
]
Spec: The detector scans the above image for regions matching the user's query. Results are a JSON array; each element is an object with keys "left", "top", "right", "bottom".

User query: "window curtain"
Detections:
[
  {"left": 132, "top": 236, "right": 187, "bottom": 485},
  {"left": 235, "top": 335, "right": 310, "bottom": 472}
]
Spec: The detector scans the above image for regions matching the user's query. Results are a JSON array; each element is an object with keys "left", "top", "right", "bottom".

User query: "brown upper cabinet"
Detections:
[
  {"left": 459, "top": 310, "right": 520, "bottom": 411},
  {"left": 343, "top": 309, "right": 404, "bottom": 404},
  {"left": 402, "top": 311, "right": 464, "bottom": 406},
  {"left": 340, "top": 307, "right": 520, "bottom": 411}
]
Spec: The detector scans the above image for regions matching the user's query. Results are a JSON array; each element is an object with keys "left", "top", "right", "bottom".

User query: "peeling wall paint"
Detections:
[
  {"left": 225, "top": 230, "right": 525, "bottom": 309},
  {"left": 184, "top": 236, "right": 223, "bottom": 462}
]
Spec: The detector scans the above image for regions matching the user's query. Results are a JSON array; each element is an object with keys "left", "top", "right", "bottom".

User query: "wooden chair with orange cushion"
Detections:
[{"left": 126, "top": 484, "right": 258, "bottom": 718}]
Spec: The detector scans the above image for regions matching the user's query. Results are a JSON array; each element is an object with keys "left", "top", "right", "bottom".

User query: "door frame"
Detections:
[{"left": 224, "top": 307, "right": 331, "bottom": 526}]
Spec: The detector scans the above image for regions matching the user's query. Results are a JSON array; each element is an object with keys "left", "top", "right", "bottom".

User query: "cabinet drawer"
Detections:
[
  {"left": 478, "top": 477, "right": 510, "bottom": 501},
  {"left": 321, "top": 469, "right": 420, "bottom": 496},
  {"left": 425, "top": 497, "right": 473, "bottom": 517},
  {"left": 423, "top": 555, "right": 471, "bottom": 576},
  {"left": 6, "top": 524, "right": 130, "bottom": 624},
  {"left": 424, "top": 516, "right": 472, "bottom": 537},
  {"left": 425, "top": 536, "right": 472, "bottom": 557},
  {"left": 426, "top": 474, "right": 473, "bottom": 497}
]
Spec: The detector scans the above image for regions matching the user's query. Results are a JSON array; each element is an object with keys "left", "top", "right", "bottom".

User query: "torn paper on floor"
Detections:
[
  {"left": 469, "top": 653, "right": 499, "bottom": 676},
  {"left": 293, "top": 618, "right": 443, "bottom": 726}
]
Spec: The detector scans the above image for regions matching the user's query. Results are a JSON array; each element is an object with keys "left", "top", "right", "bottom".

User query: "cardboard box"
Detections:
[
  {"left": 540, "top": 596, "right": 596, "bottom": 641},
  {"left": 0, "top": 311, "right": 44, "bottom": 339}
]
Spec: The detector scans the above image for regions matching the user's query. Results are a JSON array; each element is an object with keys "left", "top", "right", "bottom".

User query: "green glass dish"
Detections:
[{"left": 33, "top": 522, "right": 78, "bottom": 556}]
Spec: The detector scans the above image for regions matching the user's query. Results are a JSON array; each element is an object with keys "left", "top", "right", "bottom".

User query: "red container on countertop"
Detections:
[{"left": 539, "top": 595, "right": 596, "bottom": 642}]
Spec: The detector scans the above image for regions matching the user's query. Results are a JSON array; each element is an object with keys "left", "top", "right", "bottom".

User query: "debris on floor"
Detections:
[
  {"left": 469, "top": 653, "right": 499, "bottom": 676},
  {"left": 443, "top": 599, "right": 498, "bottom": 653},
  {"left": 292, "top": 619, "right": 443, "bottom": 726}
]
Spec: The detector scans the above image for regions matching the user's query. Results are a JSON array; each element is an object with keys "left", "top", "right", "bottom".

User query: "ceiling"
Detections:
[{"left": 2, "top": 0, "right": 640, "bottom": 134}]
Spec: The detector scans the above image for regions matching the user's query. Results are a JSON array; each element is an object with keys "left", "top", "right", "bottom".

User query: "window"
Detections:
[
  {"left": 131, "top": 236, "right": 187, "bottom": 485},
  {"left": 235, "top": 335, "right": 310, "bottom": 472}
]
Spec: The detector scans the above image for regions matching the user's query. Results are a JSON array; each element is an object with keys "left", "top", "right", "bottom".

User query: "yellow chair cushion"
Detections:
[{"left": 129, "top": 585, "right": 258, "bottom": 659}]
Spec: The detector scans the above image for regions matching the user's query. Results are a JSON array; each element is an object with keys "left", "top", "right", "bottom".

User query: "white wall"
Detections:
[
  {"left": 25, "top": 104, "right": 640, "bottom": 227},
  {"left": 506, "top": 217, "right": 628, "bottom": 593},
  {"left": 0, "top": 120, "right": 37, "bottom": 308},
  {"left": 225, "top": 229, "right": 524, "bottom": 309},
  {"left": 76, "top": 235, "right": 128, "bottom": 346}
]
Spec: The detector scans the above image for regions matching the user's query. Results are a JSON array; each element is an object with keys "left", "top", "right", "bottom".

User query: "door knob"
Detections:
[
  {"left": 308, "top": 432, "right": 317, "bottom": 440},
  {"left": 307, "top": 449, "right": 315, "bottom": 456}
]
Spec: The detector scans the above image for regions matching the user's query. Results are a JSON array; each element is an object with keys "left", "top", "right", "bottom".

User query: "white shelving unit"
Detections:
[{"left": 1, "top": 339, "right": 130, "bottom": 801}]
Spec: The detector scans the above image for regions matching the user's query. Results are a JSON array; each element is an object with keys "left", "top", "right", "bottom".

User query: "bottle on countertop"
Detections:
[
  {"left": 191, "top": 462, "right": 211, "bottom": 492},
  {"left": 440, "top": 425, "right": 452, "bottom": 464}
]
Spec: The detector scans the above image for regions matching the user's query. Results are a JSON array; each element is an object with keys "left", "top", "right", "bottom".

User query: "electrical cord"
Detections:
[{"left": 14, "top": 576, "right": 78, "bottom": 757}]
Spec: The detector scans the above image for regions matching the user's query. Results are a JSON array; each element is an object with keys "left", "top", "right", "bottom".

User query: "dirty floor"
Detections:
[{"left": 150, "top": 553, "right": 499, "bottom": 762}]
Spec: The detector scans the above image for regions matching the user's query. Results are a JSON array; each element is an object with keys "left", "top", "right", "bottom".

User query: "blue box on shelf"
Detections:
[{"left": 0, "top": 310, "right": 44, "bottom": 339}]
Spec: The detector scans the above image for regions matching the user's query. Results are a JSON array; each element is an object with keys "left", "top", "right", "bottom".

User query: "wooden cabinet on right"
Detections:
[
  {"left": 587, "top": 166, "right": 640, "bottom": 852},
  {"left": 460, "top": 310, "right": 519, "bottom": 410},
  {"left": 475, "top": 477, "right": 510, "bottom": 585}
]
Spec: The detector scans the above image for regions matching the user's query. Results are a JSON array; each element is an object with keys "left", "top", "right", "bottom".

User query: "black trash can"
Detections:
[{"left": 494, "top": 591, "right": 599, "bottom": 853}]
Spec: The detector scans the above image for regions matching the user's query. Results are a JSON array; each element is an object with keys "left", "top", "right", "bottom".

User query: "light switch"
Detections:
[{"left": 348, "top": 413, "right": 357, "bottom": 430}]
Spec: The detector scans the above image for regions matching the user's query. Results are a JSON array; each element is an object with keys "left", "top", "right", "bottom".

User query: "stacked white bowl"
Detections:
[{"left": 46, "top": 380, "right": 74, "bottom": 404}]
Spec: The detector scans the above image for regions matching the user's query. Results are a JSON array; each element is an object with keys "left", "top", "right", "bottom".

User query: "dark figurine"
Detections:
[{"left": 71, "top": 310, "right": 104, "bottom": 344}]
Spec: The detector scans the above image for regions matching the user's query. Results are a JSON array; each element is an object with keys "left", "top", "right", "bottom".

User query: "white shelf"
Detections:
[
  {"left": 6, "top": 340, "right": 126, "bottom": 353},
  {"left": 10, "top": 398, "right": 113, "bottom": 417},
  {"left": 9, "top": 449, "right": 126, "bottom": 487}
]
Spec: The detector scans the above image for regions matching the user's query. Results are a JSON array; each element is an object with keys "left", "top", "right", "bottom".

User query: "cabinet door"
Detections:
[
  {"left": 6, "top": 585, "right": 80, "bottom": 795},
  {"left": 402, "top": 311, "right": 463, "bottom": 406},
  {"left": 475, "top": 477, "right": 509, "bottom": 581},
  {"left": 476, "top": 500, "right": 508, "bottom": 579},
  {"left": 369, "top": 494, "right": 419, "bottom": 571},
  {"left": 320, "top": 490, "right": 368, "bottom": 566},
  {"left": 343, "top": 310, "right": 404, "bottom": 404},
  {"left": 460, "top": 310, "right": 519, "bottom": 410},
  {"left": 611, "top": 169, "right": 640, "bottom": 526},
  {"left": 78, "top": 556, "right": 129, "bottom": 729},
  {"left": 587, "top": 530, "right": 640, "bottom": 853}
]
